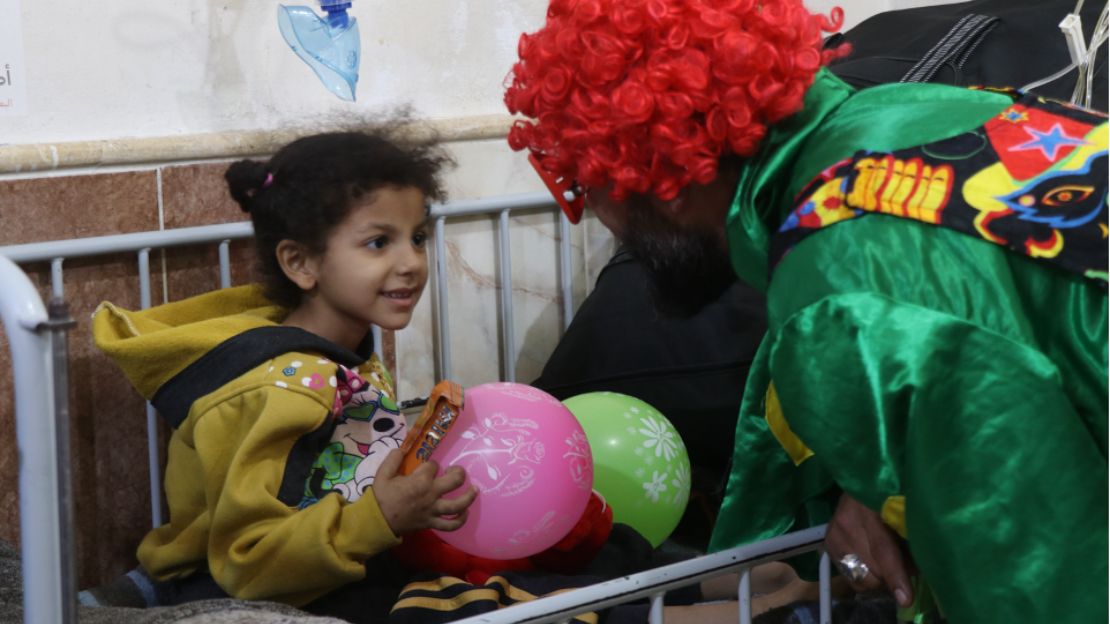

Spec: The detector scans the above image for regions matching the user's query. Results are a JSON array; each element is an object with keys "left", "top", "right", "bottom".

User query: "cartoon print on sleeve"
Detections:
[{"left": 300, "top": 364, "right": 406, "bottom": 508}]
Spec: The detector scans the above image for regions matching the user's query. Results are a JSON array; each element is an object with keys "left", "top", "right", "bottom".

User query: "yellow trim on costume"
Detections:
[
  {"left": 764, "top": 383, "right": 814, "bottom": 466},
  {"left": 881, "top": 495, "right": 907, "bottom": 539}
]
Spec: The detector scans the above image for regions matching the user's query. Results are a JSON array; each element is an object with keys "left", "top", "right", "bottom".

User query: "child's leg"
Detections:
[
  {"left": 700, "top": 561, "right": 800, "bottom": 600},
  {"left": 681, "top": 562, "right": 854, "bottom": 623},
  {"left": 663, "top": 601, "right": 738, "bottom": 623}
]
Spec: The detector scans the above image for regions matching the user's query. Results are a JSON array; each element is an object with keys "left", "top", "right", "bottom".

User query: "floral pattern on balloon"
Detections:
[
  {"left": 669, "top": 462, "right": 691, "bottom": 507},
  {"left": 563, "top": 429, "right": 593, "bottom": 491},
  {"left": 452, "top": 414, "right": 543, "bottom": 498},
  {"left": 430, "top": 382, "right": 594, "bottom": 560},
  {"left": 637, "top": 413, "right": 681, "bottom": 461},
  {"left": 563, "top": 391, "right": 691, "bottom": 547},
  {"left": 509, "top": 510, "right": 557, "bottom": 548}
]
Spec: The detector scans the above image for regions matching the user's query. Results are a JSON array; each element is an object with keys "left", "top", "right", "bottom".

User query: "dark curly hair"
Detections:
[
  {"left": 225, "top": 129, "right": 453, "bottom": 308},
  {"left": 505, "top": 0, "right": 846, "bottom": 202}
]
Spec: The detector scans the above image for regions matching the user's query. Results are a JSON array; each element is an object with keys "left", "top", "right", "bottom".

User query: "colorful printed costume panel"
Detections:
[{"left": 773, "top": 92, "right": 1108, "bottom": 284}]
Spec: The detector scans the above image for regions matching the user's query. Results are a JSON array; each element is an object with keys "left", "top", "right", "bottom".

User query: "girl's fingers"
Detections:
[
  {"left": 412, "top": 460, "right": 440, "bottom": 480},
  {"left": 432, "top": 466, "right": 468, "bottom": 494},
  {"left": 429, "top": 509, "right": 469, "bottom": 532},
  {"left": 435, "top": 487, "right": 478, "bottom": 515},
  {"left": 373, "top": 449, "right": 404, "bottom": 480}
]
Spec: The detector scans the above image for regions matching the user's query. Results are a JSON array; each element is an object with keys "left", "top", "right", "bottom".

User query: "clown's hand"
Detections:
[{"left": 825, "top": 492, "right": 914, "bottom": 608}]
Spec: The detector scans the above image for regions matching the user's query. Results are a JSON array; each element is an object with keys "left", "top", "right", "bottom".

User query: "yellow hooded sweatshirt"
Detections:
[{"left": 93, "top": 285, "right": 401, "bottom": 607}]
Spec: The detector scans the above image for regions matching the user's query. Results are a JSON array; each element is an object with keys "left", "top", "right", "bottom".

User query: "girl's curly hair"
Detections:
[
  {"left": 225, "top": 129, "right": 453, "bottom": 308},
  {"left": 504, "top": 0, "right": 846, "bottom": 201}
]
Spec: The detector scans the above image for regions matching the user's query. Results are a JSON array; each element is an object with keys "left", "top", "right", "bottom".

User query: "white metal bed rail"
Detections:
[
  {"left": 0, "top": 255, "right": 74, "bottom": 624},
  {"left": 451, "top": 525, "right": 832, "bottom": 624}
]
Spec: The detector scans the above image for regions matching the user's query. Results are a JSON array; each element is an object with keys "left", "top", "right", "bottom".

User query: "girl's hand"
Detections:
[{"left": 371, "top": 449, "right": 478, "bottom": 535}]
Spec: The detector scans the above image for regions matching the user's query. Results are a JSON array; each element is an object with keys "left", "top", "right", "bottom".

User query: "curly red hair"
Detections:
[{"left": 505, "top": 0, "right": 846, "bottom": 201}]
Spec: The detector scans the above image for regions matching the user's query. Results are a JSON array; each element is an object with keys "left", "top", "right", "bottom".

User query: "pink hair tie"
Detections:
[{"left": 262, "top": 172, "right": 275, "bottom": 189}]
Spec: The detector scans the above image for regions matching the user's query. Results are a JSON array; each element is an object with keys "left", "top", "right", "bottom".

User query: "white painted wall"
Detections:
[
  {"left": 0, "top": 0, "right": 969, "bottom": 146},
  {"left": 1, "top": 1, "right": 548, "bottom": 144}
]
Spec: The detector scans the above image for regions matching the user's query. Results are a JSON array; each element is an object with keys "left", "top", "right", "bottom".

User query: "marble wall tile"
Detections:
[
  {"left": 161, "top": 162, "right": 242, "bottom": 229},
  {"left": 0, "top": 171, "right": 158, "bottom": 244},
  {"left": 159, "top": 242, "right": 259, "bottom": 303},
  {"left": 159, "top": 163, "right": 258, "bottom": 303}
]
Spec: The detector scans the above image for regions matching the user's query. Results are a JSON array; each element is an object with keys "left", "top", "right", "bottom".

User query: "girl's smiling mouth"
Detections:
[{"left": 381, "top": 288, "right": 417, "bottom": 307}]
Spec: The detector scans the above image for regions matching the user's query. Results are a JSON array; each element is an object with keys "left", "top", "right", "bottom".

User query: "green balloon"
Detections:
[{"left": 563, "top": 392, "right": 691, "bottom": 547}]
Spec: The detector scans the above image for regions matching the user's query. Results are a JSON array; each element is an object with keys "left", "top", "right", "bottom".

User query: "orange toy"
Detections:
[{"left": 398, "top": 380, "right": 465, "bottom": 475}]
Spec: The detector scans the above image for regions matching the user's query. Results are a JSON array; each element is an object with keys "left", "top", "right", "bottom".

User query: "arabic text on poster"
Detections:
[{"left": 0, "top": 0, "right": 27, "bottom": 116}]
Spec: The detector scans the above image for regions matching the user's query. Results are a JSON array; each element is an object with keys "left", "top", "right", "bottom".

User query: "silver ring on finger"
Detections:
[{"left": 837, "top": 553, "right": 871, "bottom": 583}]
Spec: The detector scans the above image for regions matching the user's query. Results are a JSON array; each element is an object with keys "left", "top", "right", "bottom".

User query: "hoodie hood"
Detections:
[{"left": 93, "top": 285, "right": 285, "bottom": 400}]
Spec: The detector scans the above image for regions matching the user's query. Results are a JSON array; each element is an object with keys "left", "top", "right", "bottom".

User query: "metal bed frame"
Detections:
[{"left": 0, "top": 191, "right": 832, "bottom": 624}]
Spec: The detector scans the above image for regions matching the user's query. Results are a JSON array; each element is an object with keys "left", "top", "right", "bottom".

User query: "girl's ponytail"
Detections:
[{"left": 224, "top": 159, "right": 271, "bottom": 214}]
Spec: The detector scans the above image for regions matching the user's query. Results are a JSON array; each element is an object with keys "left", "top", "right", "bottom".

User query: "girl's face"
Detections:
[{"left": 311, "top": 185, "right": 430, "bottom": 332}]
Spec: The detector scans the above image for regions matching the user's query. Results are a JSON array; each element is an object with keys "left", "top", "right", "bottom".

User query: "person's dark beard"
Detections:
[{"left": 621, "top": 199, "right": 737, "bottom": 318}]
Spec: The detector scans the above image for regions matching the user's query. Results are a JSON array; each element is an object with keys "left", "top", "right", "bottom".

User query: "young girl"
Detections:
[{"left": 93, "top": 129, "right": 476, "bottom": 621}]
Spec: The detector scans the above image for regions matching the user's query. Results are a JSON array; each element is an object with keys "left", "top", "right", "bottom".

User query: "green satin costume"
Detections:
[{"left": 709, "top": 69, "right": 1108, "bottom": 623}]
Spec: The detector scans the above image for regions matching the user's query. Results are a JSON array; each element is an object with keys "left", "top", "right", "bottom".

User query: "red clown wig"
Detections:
[{"left": 505, "top": 0, "right": 846, "bottom": 203}]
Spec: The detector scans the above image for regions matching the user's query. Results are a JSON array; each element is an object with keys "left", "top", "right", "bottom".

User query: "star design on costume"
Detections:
[
  {"left": 1011, "top": 123, "right": 1090, "bottom": 160},
  {"left": 999, "top": 108, "right": 1028, "bottom": 123}
]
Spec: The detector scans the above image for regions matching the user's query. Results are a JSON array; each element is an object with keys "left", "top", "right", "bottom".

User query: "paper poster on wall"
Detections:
[{"left": 0, "top": 0, "right": 27, "bottom": 116}]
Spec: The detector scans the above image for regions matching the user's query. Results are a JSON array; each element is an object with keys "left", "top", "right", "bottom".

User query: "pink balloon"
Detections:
[{"left": 431, "top": 382, "right": 593, "bottom": 560}]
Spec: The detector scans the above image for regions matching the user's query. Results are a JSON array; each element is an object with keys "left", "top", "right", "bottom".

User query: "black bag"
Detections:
[{"left": 826, "top": 0, "right": 1107, "bottom": 111}]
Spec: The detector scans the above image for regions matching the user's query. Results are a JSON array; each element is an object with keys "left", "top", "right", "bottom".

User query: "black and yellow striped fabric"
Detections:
[{"left": 390, "top": 574, "right": 601, "bottom": 624}]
